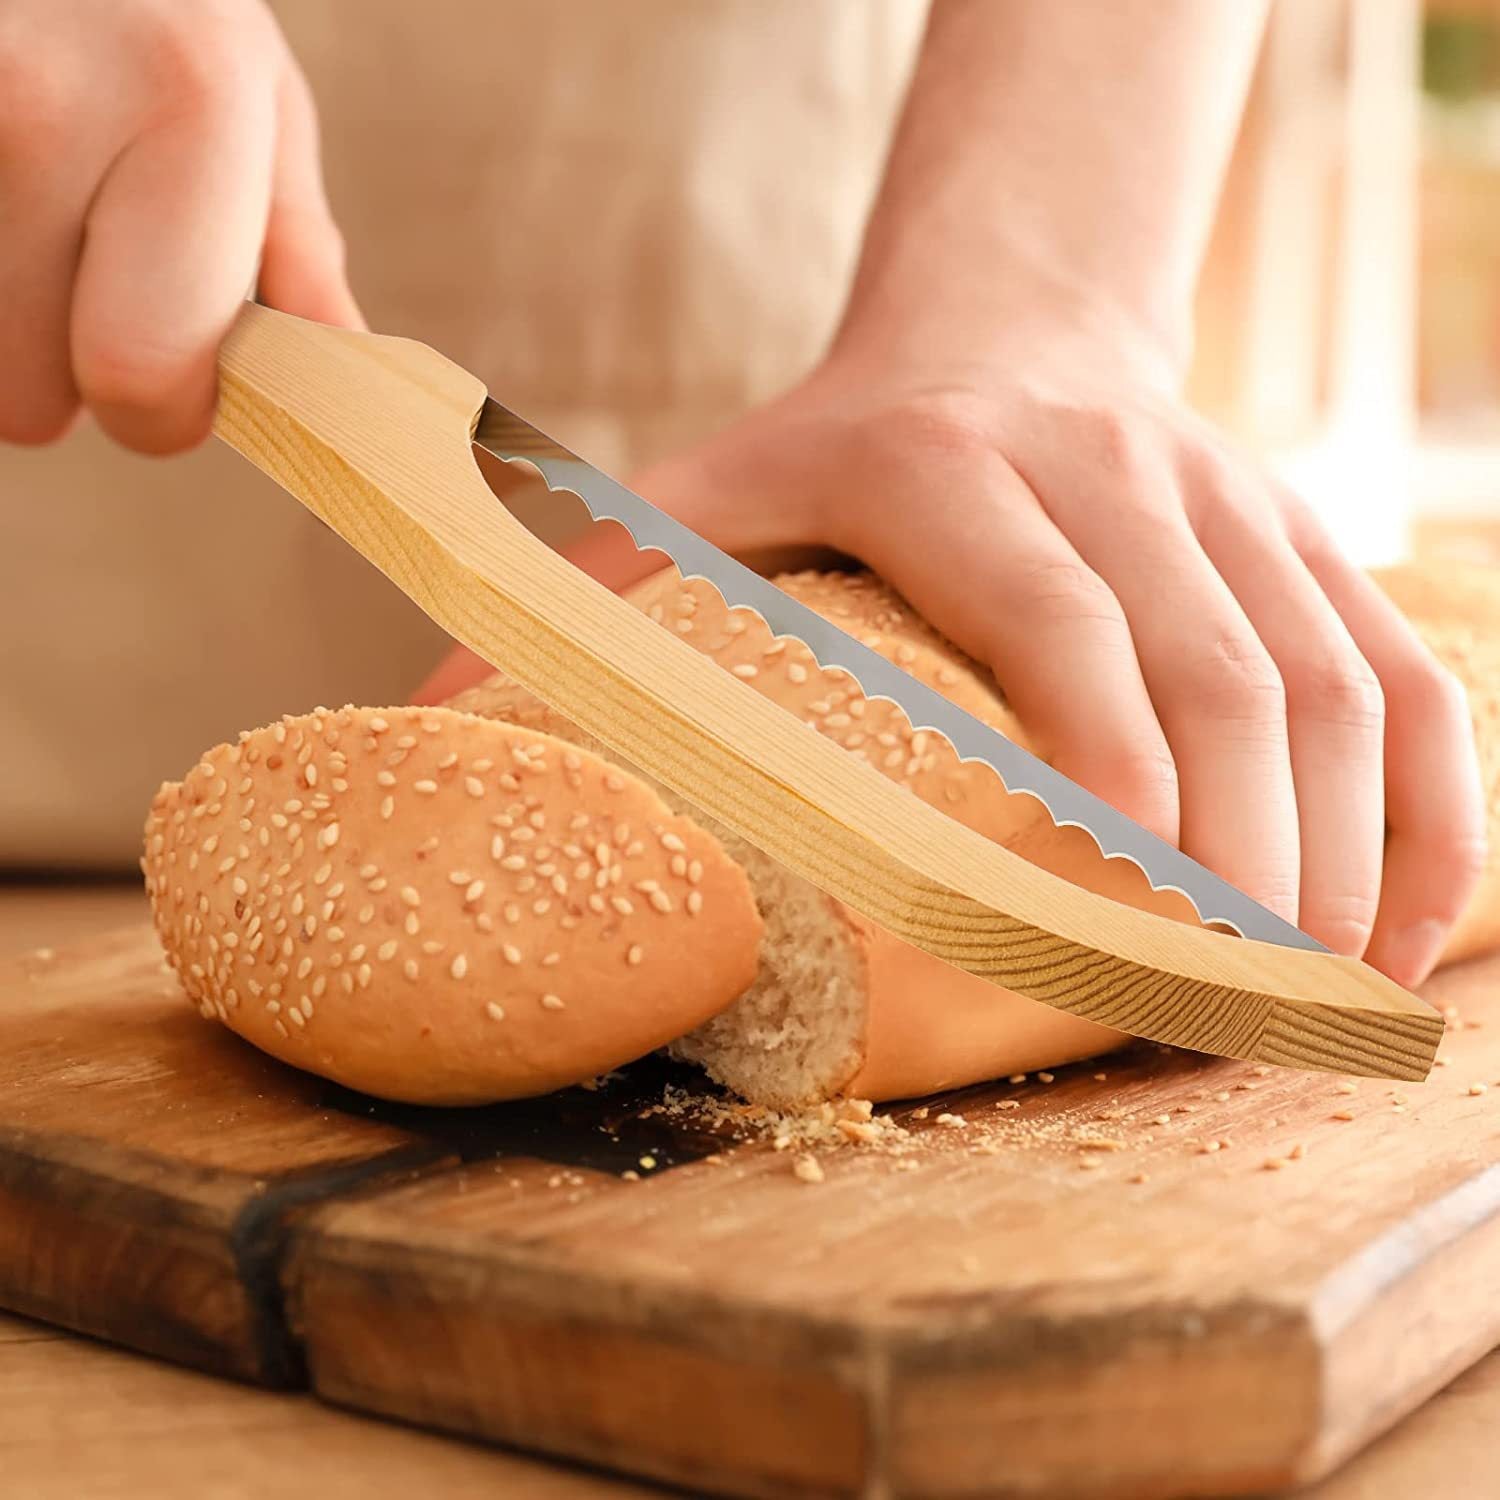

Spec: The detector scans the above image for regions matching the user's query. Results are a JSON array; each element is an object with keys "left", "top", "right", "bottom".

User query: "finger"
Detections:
[
  {"left": 1188, "top": 463, "right": 1385, "bottom": 955},
  {"left": 71, "top": 71, "right": 277, "bottom": 454},
  {"left": 1029, "top": 449, "right": 1300, "bottom": 921},
  {"left": 849, "top": 451, "right": 1180, "bottom": 844},
  {"left": 1292, "top": 511, "right": 1486, "bottom": 984},
  {"left": 0, "top": 144, "right": 91, "bottom": 444},
  {"left": 258, "top": 60, "right": 364, "bottom": 329}
]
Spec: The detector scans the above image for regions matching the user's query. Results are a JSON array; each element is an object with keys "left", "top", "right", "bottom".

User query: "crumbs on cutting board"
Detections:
[{"left": 620, "top": 1001, "right": 1496, "bottom": 1185}]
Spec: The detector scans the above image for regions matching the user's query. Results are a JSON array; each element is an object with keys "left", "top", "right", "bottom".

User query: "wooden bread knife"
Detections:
[{"left": 213, "top": 304, "right": 1444, "bottom": 1081}]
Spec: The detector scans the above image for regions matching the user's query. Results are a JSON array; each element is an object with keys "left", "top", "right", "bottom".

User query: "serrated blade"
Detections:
[{"left": 476, "top": 397, "right": 1325, "bottom": 954}]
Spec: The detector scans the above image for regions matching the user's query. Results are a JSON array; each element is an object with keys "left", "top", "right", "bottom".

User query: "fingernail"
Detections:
[{"left": 1380, "top": 919, "right": 1447, "bottom": 986}]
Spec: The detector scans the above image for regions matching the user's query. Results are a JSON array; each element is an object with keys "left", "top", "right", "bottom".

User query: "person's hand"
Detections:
[
  {"left": 0, "top": 0, "right": 359, "bottom": 454},
  {"left": 420, "top": 314, "right": 1485, "bottom": 989}
]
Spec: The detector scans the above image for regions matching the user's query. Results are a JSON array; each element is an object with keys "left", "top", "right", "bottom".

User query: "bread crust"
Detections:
[{"left": 143, "top": 704, "right": 762, "bottom": 1103}]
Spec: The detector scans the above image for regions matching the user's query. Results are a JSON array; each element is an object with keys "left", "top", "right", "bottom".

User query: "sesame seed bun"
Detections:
[
  {"left": 453, "top": 561, "right": 1500, "bottom": 1108},
  {"left": 1373, "top": 563, "right": 1500, "bottom": 967},
  {"left": 451, "top": 568, "right": 1150, "bottom": 1107},
  {"left": 142, "top": 705, "right": 762, "bottom": 1104}
]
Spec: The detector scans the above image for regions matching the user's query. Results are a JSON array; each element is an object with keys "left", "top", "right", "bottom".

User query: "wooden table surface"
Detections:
[{"left": 1, "top": 879, "right": 1495, "bottom": 1500}]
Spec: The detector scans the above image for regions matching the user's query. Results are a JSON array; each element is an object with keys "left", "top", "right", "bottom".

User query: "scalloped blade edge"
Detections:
[{"left": 476, "top": 398, "right": 1325, "bottom": 953}]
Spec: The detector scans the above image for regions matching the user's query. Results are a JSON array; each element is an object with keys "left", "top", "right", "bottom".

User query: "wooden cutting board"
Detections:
[{"left": 1, "top": 924, "right": 1497, "bottom": 1499}]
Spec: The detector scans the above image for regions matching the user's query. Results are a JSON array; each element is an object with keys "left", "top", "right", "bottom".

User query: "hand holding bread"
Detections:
[{"left": 146, "top": 562, "right": 1500, "bottom": 1109}]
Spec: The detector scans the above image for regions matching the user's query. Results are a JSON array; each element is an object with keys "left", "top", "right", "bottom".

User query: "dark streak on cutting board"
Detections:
[
  {"left": 0, "top": 927, "right": 727, "bottom": 1385},
  {"left": 2, "top": 925, "right": 1499, "bottom": 1500}
]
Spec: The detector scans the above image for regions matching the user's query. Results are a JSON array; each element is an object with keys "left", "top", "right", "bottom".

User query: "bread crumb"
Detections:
[
  {"left": 1127, "top": 1172, "right": 1149, "bottom": 1185},
  {"left": 1335, "top": 1082, "right": 1359, "bottom": 1095},
  {"left": 1469, "top": 1083, "right": 1489, "bottom": 1097},
  {"left": 793, "top": 1154, "right": 825, "bottom": 1184},
  {"left": 934, "top": 1112, "right": 967, "bottom": 1128},
  {"left": 1332, "top": 1110, "right": 1356, "bottom": 1122},
  {"left": 1037, "top": 1072, "right": 1056, "bottom": 1084},
  {"left": 1262, "top": 1157, "right": 1287, "bottom": 1172}
]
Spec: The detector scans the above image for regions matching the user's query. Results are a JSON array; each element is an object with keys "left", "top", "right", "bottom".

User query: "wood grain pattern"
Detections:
[
  {"left": 0, "top": 928, "right": 449, "bottom": 1381},
  {"left": 213, "top": 303, "right": 1440, "bottom": 1081},
  {"left": 284, "top": 953, "right": 1500, "bottom": 1500},
  {"left": 0, "top": 1311, "right": 656, "bottom": 1500},
  {"left": 0, "top": 923, "right": 1495, "bottom": 1496},
  {"left": 7, "top": 1305, "right": 1500, "bottom": 1500}
]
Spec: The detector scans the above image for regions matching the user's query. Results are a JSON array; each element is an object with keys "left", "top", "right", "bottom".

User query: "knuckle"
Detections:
[
  {"left": 1183, "top": 634, "right": 1286, "bottom": 723},
  {"left": 146, "top": 0, "right": 274, "bottom": 106},
  {"left": 1305, "top": 893, "right": 1380, "bottom": 957},
  {"left": 1012, "top": 558, "right": 1123, "bottom": 627},
  {"left": 1079, "top": 406, "right": 1148, "bottom": 478},
  {"left": 1405, "top": 655, "right": 1472, "bottom": 732},
  {"left": 0, "top": 50, "right": 74, "bottom": 162},
  {"left": 1108, "top": 747, "right": 1181, "bottom": 831},
  {"left": 877, "top": 392, "right": 992, "bottom": 467},
  {"left": 1283, "top": 650, "right": 1385, "bottom": 732}
]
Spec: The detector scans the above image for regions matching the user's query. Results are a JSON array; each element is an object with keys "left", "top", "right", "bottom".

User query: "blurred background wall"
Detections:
[{"left": 1192, "top": 0, "right": 1500, "bottom": 568}]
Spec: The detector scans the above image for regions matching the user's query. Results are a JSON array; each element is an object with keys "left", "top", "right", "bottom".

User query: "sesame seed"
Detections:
[
  {"left": 404, "top": 911, "right": 420, "bottom": 936},
  {"left": 380, "top": 796, "right": 395, "bottom": 820},
  {"left": 541, "top": 994, "right": 565, "bottom": 1011},
  {"left": 542, "top": 951, "right": 560, "bottom": 967},
  {"left": 369, "top": 715, "right": 389, "bottom": 733},
  {"left": 486, "top": 1001, "right": 506, "bottom": 1022},
  {"left": 502, "top": 944, "right": 522, "bottom": 965},
  {"left": 312, "top": 975, "right": 327, "bottom": 998},
  {"left": 400, "top": 887, "right": 421, "bottom": 907},
  {"left": 731, "top": 664, "right": 758, "bottom": 679},
  {"left": 414, "top": 779, "right": 438, "bottom": 795},
  {"left": 627, "top": 944, "right": 644, "bottom": 966},
  {"left": 319, "top": 823, "right": 340, "bottom": 849},
  {"left": 490, "top": 834, "right": 506, "bottom": 860},
  {"left": 610, "top": 896, "right": 634, "bottom": 916},
  {"left": 660, "top": 832, "right": 687, "bottom": 853},
  {"left": 464, "top": 880, "right": 485, "bottom": 902},
  {"left": 687, "top": 890, "right": 703, "bottom": 916},
  {"left": 605, "top": 775, "right": 625, "bottom": 792},
  {"left": 451, "top": 954, "right": 469, "bottom": 979},
  {"left": 465, "top": 776, "right": 485, "bottom": 798},
  {"left": 403, "top": 959, "right": 419, "bottom": 981}
]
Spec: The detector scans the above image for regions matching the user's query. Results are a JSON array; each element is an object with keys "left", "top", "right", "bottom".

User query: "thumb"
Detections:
[{"left": 258, "top": 61, "right": 364, "bottom": 328}]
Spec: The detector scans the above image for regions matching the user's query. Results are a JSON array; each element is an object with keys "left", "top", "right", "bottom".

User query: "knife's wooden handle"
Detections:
[{"left": 214, "top": 304, "right": 1442, "bottom": 1080}]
